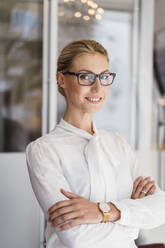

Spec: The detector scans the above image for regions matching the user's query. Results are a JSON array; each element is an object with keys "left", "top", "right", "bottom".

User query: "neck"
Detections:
[{"left": 63, "top": 109, "right": 94, "bottom": 135}]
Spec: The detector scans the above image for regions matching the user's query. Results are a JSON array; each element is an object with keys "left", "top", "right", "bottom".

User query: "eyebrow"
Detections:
[{"left": 77, "top": 69, "right": 110, "bottom": 74}]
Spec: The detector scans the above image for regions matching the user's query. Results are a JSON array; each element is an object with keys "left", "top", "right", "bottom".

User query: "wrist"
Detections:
[
  {"left": 108, "top": 202, "right": 121, "bottom": 222},
  {"left": 97, "top": 203, "right": 104, "bottom": 222},
  {"left": 97, "top": 202, "right": 111, "bottom": 223}
]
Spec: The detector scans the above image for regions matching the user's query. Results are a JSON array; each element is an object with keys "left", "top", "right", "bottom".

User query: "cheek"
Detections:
[
  {"left": 65, "top": 83, "right": 87, "bottom": 101},
  {"left": 65, "top": 81, "right": 77, "bottom": 96},
  {"left": 70, "top": 85, "right": 88, "bottom": 98},
  {"left": 77, "top": 87, "right": 89, "bottom": 97}
]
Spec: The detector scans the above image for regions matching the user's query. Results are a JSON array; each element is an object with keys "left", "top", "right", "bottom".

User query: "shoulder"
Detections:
[
  {"left": 26, "top": 127, "right": 61, "bottom": 157},
  {"left": 26, "top": 131, "right": 63, "bottom": 170},
  {"left": 26, "top": 124, "right": 67, "bottom": 147}
]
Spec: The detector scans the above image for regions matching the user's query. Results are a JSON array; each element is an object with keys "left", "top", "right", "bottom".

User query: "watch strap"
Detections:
[
  {"left": 97, "top": 202, "right": 111, "bottom": 223},
  {"left": 102, "top": 212, "right": 110, "bottom": 223}
]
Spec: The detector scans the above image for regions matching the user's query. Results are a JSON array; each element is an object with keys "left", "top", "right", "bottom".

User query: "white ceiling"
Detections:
[
  {"left": 58, "top": 0, "right": 134, "bottom": 12},
  {"left": 96, "top": 0, "right": 134, "bottom": 11}
]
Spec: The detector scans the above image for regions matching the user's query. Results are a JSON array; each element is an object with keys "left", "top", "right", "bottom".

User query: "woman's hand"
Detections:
[
  {"left": 131, "top": 176, "right": 156, "bottom": 199},
  {"left": 47, "top": 189, "right": 103, "bottom": 231}
]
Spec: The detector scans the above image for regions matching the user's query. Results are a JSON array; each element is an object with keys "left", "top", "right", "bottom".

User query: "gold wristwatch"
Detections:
[{"left": 97, "top": 202, "right": 111, "bottom": 223}]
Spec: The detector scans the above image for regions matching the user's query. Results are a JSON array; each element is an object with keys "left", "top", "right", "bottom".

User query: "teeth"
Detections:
[{"left": 86, "top": 97, "right": 100, "bottom": 102}]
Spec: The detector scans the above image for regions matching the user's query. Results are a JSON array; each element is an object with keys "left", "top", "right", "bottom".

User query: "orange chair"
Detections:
[{"left": 138, "top": 244, "right": 165, "bottom": 248}]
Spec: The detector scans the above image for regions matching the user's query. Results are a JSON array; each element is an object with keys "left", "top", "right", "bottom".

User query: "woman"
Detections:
[{"left": 26, "top": 39, "right": 165, "bottom": 248}]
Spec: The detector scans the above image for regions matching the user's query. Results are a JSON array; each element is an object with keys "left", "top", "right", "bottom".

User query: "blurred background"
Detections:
[{"left": 0, "top": 0, "right": 165, "bottom": 247}]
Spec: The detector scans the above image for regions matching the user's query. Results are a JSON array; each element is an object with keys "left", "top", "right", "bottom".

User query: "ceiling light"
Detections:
[
  {"left": 59, "top": 0, "right": 104, "bottom": 23},
  {"left": 87, "top": 1, "right": 93, "bottom": 7},
  {"left": 92, "top": 3, "right": 98, "bottom": 9},
  {"left": 97, "top": 8, "right": 104, "bottom": 14},
  {"left": 83, "top": 15, "right": 90, "bottom": 21},
  {"left": 88, "top": 9, "right": 95, "bottom": 15},
  {"left": 74, "top": 12, "right": 82, "bottom": 18},
  {"left": 95, "top": 14, "right": 102, "bottom": 20}
]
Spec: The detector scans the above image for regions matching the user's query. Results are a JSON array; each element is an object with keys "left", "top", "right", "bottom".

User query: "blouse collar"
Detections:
[{"left": 56, "top": 117, "right": 98, "bottom": 140}]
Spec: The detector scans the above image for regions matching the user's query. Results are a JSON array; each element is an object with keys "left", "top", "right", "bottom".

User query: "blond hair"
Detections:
[{"left": 57, "top": 39, "right": 109, "bottom": 97}]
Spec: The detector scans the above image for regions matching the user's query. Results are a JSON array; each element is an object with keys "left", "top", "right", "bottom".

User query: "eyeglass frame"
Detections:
[{"left": 62, "top": 71, "right": 116, "bottom": 86}]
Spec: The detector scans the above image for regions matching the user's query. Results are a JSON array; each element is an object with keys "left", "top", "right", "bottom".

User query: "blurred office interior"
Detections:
[{"left": 0, "top": 0, "right": 165, "bottom": 247}]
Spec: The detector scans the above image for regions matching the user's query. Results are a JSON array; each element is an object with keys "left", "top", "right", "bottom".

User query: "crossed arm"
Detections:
[
  {"left": 48, "top": 176, "right": 156, "bottom": 231},
  {"left": 26, "top": 139, "right": 165, "bottom": 248}
]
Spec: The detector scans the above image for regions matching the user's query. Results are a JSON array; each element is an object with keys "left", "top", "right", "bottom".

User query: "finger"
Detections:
[
  {"left": 139, "top": 192, "right": 145, "bottom": 198},
  {"left": 135, "top": 177, "right": 151, "bottom": 195},
  {"left": 133, "top": 177, "right": 150, "bottom": 199},
  {"left": 48, "top": 205, "right": 74, "bottom": 222},
  {"left": 58, "top": 217, "right": 84, "bottom": 231},
  {"left": 48, "top": 199, "right": 74, "bottom": 214},
  {"left": 133, "top": 176, "right": 143, "bottom": 195},
  {"left": 147, "top": 184, "right": 156, "bottom": 195},
  {"left": 51, "top": 211, "right": 81, "bottom": 228},
  {"left": 60, "top": 189, "right": 80, "bottom": 199},
  {"left": 141, "top": 180, "right": 155, "bottom": 195}
]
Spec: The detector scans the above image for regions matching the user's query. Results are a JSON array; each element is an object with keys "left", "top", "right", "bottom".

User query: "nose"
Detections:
[{"left": 91, "top": 76, "right": 101, "bottom": 92}]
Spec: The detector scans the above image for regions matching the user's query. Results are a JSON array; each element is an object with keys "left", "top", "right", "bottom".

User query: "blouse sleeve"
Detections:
[
  {"left": 113, "top": 133, "right": 165, "bottom": 229},
  {"left": 26, "top": 139, "right": 137, "bottom": 248}
]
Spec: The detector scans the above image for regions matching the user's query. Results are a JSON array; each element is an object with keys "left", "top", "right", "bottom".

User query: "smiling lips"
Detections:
[{"left": 85, "top": 97, "right": 102, "bottom": 104}]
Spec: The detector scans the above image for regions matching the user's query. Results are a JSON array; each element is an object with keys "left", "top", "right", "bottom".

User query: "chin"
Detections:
[{"left": 85, "top": 105, "right": 103, "bottom": 114}]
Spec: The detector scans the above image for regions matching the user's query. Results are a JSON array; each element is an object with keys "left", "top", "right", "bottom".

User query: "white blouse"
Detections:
[{"left": 26, "top": 118, "right": 165, "bottom": 248}]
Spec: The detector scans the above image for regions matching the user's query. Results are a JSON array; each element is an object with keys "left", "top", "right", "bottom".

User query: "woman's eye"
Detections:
[
  {"left": 80, "top": 74, "right": 90, "bottom": 80},
  {"left": 101, "top": 74, "right": 109, "bottom": 80}
]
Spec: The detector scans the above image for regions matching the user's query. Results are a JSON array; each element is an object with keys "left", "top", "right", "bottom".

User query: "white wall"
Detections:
[{"left": 0, "top": 154, "right": 40, "bottom": 248}]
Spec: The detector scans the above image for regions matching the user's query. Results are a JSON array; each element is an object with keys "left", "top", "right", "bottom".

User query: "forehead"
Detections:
[{"left": 70, "top": 52, "right": 109, "bottom": 72}]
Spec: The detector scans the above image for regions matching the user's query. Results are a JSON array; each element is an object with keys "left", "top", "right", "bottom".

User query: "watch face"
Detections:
[{"left": 99, "top": 202, "right": 111, "bottom": 212}]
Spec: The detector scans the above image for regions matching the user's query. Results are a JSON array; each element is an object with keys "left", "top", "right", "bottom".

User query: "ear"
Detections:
[{"left": 56, "top": 72, "right": 65, "bottom": 89}]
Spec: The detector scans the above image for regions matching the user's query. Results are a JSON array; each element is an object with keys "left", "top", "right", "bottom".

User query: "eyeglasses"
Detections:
[{"left": 62, "top": 71, "right": 116, "bottom": 86}]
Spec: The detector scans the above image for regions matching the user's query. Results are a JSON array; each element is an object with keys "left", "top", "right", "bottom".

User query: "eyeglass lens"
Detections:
[{"left": 79, "top": 73, "right": 113, "bottom": 85}]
